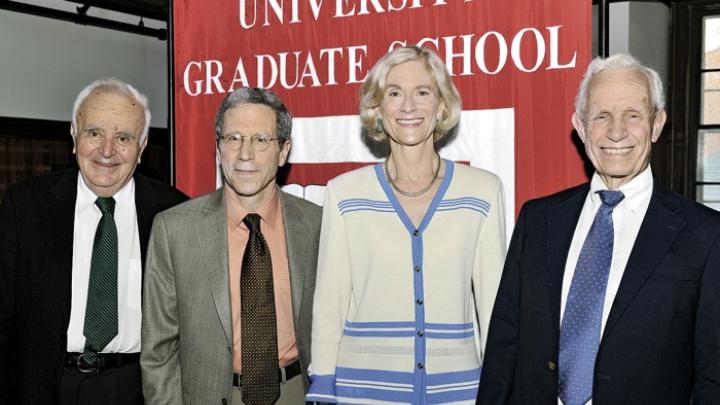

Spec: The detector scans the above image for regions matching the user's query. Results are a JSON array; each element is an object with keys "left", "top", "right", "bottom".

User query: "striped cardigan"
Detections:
[{"left": 307, "top": 160, "right": 507, "bottom": 404}]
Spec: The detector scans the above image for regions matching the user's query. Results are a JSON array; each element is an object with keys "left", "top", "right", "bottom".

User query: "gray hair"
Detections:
[
  {"left": 71, "top": 78, "right": 151, "bottom": 143},
  {"left": 214, "top": 87, "right": 292, "bottom": 143},
  {"left": 575, "top": 53, "right": 665, "bottom": 118}
]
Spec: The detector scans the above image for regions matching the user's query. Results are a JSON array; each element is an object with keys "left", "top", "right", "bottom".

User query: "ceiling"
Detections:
[
  {"left": 0, "top": 0, "right": 168, "bottom": 38},
  {"left": 65, "top": 0, "right": 168, "bottom": 21},
  {"left": 0, "top": 0, "right": 689, "bottom": 39},
  {"left": 59, "top": 0, "right": 684, "bottom": 23}
]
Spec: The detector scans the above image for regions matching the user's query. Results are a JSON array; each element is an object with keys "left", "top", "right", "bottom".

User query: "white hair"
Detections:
[
  {"left": 575, "top": 53, "right": 665, "bottom": 118},
  {"left": 71, "top": 78, "right": 151, "bottom": 143}
]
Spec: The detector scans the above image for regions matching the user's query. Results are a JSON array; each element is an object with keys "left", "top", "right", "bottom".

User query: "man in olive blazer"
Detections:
[
  {"left": 141, "top": 88, "right": 321, "bottom": 405},
  {"left": 141, "top": 188, "right": 320, "bottom": 404}
]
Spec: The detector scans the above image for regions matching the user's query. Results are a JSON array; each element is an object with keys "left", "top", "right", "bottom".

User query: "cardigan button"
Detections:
[
  {"left": 546, "top": 361, "right": 556, "bottom": 371},
  {"left": 416, "top": 298, "right": 423, "bottom": 305},
  {"left": 413, "top": 230, "right": 419, "bottom": 237},
  {"left": 414, "top": 266, "right": 421, "bottom": 272},
  {"left": 417, "top": 331, "right": 424, "bottom": 337},
  {"left": 417, "top": 362, "right": 424, "bottom": 369}
]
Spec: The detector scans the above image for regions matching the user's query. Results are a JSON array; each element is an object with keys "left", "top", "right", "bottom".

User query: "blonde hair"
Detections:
[{"left": 360, "top": 46, "right": 461, "bottom": 142}]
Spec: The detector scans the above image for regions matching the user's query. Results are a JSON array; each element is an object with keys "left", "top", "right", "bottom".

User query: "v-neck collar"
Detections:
[{"left": 374, "top": 159, "right": 454, "bottom": 233}]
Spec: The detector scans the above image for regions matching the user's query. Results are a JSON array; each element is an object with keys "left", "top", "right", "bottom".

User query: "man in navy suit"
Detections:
[{"left": 477, "top": 54, "right": 720, "bottom": 405}]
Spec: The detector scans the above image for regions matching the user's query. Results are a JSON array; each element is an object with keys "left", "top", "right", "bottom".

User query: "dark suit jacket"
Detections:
[
  {"left": 0, "top": 168, "right": 187, "bottom": 405},
  {"left": 478, "top": 180, "right": 720, "bottom": 405}
]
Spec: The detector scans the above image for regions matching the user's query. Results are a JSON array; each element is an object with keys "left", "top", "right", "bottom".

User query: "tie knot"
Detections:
[
  {"left": 243, "top": 213, "right": 262, "bottom": 232},
  {"left": 598, "top": 190, "right": 625, "bottom": 208},
  {"left": 95, "top": 197, "right": 116, "bottom": 215}
]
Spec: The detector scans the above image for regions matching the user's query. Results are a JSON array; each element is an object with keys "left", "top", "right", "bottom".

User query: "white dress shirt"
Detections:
[
  {"left": 66, "top": 175, "right": 142, "bottom": 353},
  {"left": 557, "top": 166, "right": 653, "bottom": 404}
]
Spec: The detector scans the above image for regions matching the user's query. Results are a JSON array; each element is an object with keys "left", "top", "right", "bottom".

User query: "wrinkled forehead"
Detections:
[
  {"left": 77, "top": 90, "right": 145, "bottom": 127},
  {"left": 587, "top": 68, "right": 652, "bottom": 110}
]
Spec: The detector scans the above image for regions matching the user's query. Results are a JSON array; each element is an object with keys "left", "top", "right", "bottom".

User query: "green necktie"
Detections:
[
  {"left": 240, "top": 213, "right": 280, "bottom": 404},
  {"left": 82, "top": 197, "right": 118, "bottom": 366}
]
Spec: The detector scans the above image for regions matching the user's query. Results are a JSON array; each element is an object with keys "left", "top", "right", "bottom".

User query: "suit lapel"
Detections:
[
  {"left": 134, "top": 174, "right": 156, "bottom": 267},
  {"left": 201, "top": 189, "right": 233, "bottom": 347},
  {"left": 45, "top": 169, "right": 80, "bottom": 322},
  {"left": 279, "top": 191, "right": 306, "bottom": 322},
  {"left": 601, "top": 181, "right": 685, "bottom": 341},
  {"left": 547, "top": 184, "right": 588, "bottom": 336},
  {"left": 200, "top": 188, "right": 312, "bottom": 347}
]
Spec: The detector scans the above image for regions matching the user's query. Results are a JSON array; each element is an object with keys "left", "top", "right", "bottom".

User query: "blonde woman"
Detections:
[{"left": 307, "top": 46, "right": 507, "bottom": 405}]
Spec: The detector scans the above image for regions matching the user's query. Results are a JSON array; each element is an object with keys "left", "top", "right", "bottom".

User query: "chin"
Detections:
[
  {"left": 597, "top": 161, "right": 632, "bottom": 173},
  {"left": 395, "top": 136, "right": 430, "bottom": 147},
  {"left": 88, "top": 176, "right": 122, "bottom": 188},
  {"left": 227, "top": 182, "right": 261, "bottom": 197}
]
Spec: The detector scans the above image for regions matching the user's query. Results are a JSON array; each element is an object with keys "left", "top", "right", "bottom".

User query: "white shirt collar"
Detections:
[
  {"left": 77, "top": 174, "right": 136, "bottom": 212},
  {"left": 589, "top": 165, "right": 653, "bottom": 213}
]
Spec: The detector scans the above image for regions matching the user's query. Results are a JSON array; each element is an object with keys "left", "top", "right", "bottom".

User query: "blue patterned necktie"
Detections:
[{"left": 559, "top": 190, "right": 625, "bottom": 405}]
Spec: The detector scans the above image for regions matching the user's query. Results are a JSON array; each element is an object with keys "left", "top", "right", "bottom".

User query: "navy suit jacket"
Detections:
[
  {"left": 0, "top": 168, "right": 187, "bottom": 405},
  {"left": 478, "top": 179, "right": 720, "bottom": 405}
]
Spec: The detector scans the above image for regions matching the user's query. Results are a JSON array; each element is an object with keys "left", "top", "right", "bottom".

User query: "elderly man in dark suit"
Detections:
[
  {"left": 141, "top": 87, "right": 321, "bottom": 405},
  {"left": 477, "top": 54, "right": 720, "bottom": 405},
  {"left": 0, "top": 79, "right": 187, "bottom": 405}
]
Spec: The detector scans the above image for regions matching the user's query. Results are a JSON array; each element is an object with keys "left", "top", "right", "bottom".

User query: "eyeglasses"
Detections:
[
  {"left": 218, "top": 134, "right": 282, "bottom": 152},
  {"left": 80, "top": 129, "right": 139, "bottom": 148}
]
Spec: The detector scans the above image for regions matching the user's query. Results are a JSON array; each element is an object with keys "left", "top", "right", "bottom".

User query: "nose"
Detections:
[
  {"left": 607, "top": 119, "right": 628, "bottom": 142},
  {"left": 237, "top": 137, "right": 254, "bottom": 161},
  {"left": 400, "top": 94, "right": 416, "bottom": 113},
  {"left": 99, "top": 136, "right": 115, "bottom": 156}
]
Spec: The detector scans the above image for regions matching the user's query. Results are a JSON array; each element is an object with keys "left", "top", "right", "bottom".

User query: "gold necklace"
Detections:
[{"left": 385, "top": 157, "right": 441, "bottom": 198}]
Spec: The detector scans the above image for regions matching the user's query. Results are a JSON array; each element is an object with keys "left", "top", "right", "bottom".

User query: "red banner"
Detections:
[{"left": 173, "top": 0, "right": 591, "bottom": 217}]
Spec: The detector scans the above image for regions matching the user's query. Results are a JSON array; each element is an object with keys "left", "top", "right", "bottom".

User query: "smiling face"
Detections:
[
  {"left": 72, "top": 91, "right": 147, "bottom": 197},
  {"left": 378, "top": 60, "right": 444, "bottom": 147},
  {"left": 218, "top": 103, "right": 290, "bottom": 211},
  {"left": 573, "top": 68, "right": 667, "bottom": 189}
]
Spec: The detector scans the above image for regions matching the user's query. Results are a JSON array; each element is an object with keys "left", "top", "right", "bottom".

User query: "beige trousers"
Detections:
[{"left": 231, "top": 375, "right": 306, "bottom": 405}]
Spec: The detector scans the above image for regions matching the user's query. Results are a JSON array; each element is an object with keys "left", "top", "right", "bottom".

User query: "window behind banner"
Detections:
[
  {"left": 666, "top": 0, "right": 720, "bottom": 210},
  {"left": 697, "top": 15, "right": 720, "bottom": 210},
  {"left": 0, "top": 117, "right": 172, "bottom": 200}
]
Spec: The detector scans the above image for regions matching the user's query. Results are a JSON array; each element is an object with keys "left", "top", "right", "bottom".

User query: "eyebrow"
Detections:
[
  {"left": 82, "top": 125, "right": 104, "bottom": 132},
  {"left": 223, "top": 130, "right": 271, "bottom": 137},
  {"left": 384, "top": 84, "right": 434, "bottom": 91},
  {"left": 83, "top": 126, "right": 137, "bottom": 137},
  {"left": 591, "top": 105, "right": 650, "bottom": 113}
]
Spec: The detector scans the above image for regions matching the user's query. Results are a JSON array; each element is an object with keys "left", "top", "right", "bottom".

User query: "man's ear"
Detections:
[
  {"left": 278, "top": 140, "right": 291, "bottom": 167},
  {"left": 137, "top": 137, "right": 148, "bottom": 164},
  {"left": 572, "top": 112, "right": 586, "bottom": 143},
  {"left": 70, "top": 125, "right": 77, "bottom": 154},
  {"left": 651, "top": 109, "right": 667, "bottom": 143}
]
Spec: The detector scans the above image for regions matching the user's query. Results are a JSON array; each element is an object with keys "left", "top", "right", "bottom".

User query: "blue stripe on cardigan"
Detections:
[
  {"left": 306, "top": 367, "right": 481, "bottom": 404},
  {"left": 338, "top": 196, "right": 491, "bottom": 216},
  {"left": 342, "top": 321, "right": 474, "bottom": 339}
]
